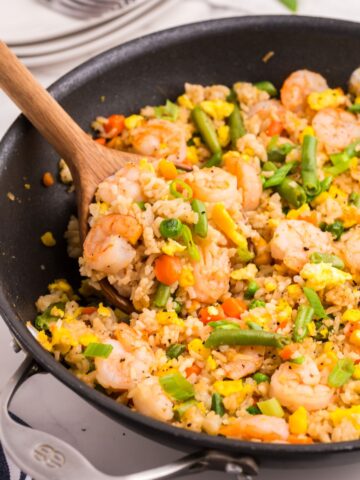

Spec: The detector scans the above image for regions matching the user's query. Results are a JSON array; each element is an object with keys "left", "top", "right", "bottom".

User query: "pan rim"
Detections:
[{"left": 1, "top": 14, "right": 360, "bottom": 456}]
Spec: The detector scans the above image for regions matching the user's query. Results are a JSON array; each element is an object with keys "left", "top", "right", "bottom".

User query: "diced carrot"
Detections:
[
  {"left": 82, "top": 306, "right": 97, "bottom": 315},
  {"left": 199, "top": 306, "right": 225, "bottom": 324},
  {"left": 42, "top": 171, "right": 55, "bottom": 187},
  {"left": 222, "top": 297, "right": 247, "bottom": 318},
  {"left": 220, "top": 424, "right": 283, "bottom": 442},
  {"left": 279, "top": 343, "right": 298, "bottom": 360},
  {"left": 95, "top": 137, "right": 106, "bottom": 145},
  {"left": 154, "top": 255, "right": 182, "bottom": 286},
  {"left": 185, "top": 364, "right": 202, "bottom": 377},
  {"left": 104, "top": 114, "right": 125, "bottom": 136},
  {"left": 287, "top": 435, "right": 314, "bottom": 444},
  {"left": 298, "top": 210, "right": 318, "bottom": 226},
  {"left": 278, "top": 319, "right": 289, "bottom": 330},
  {"left": 266, "top": 120, "right": 283, "bottom": 137}
]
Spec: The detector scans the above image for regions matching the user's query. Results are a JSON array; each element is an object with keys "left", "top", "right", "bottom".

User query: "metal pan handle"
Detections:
[{"left": 1, "top": 356, "right": 259, "bottom": 480}]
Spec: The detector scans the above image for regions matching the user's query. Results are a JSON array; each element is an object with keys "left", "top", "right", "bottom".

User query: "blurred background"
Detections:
[{"left": 1, "top": 1, "right": 360, "bottom": 479}]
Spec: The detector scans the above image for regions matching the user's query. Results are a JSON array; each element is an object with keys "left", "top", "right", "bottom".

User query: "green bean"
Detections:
[
  {"left": 211, "top": 393, "right": 225, "bottom": 416},
  {"left": 191, "top": 199, "right": 208, "bottom": 238},
  {"left": 301, "top": 135, "right": 321, "bottom": 196},
  {"left": 136, "top": 201, "right": 146, "bottom": 211},
  {"left": 276, "top": 177, "right": 307, "bottom": 208},
  {"left": 348, "top": 103, "right": 360, "bottom": 114},
  {"left": 181, "top": 225, "right": 200, "bottom": 261},
  {"left": 320, "top": 220, "right": 344, "bottom": 240},
  {"left": 159, "top": 218, "right": 183, "bottom": 239},
  {"left": 204, "top": 328, "right": 289, "bottom": 349},
  {"left": 247, "top": 321, "right": 263, "bottom": 330},
  {"left": 252, "top": 373, "right": 270, "bottom": 384},
  {"left": 208, "top": 320, "right": 241, "bottom": 330},
  {"left": 279, "top": 0, "right": 298, "bottom": 12},
  {"left": 262, "top": 161, "right": 277, "bottom": 172},
  {"left": 192, "top": 105, "right": 222, "bottom": 154},
  {"left": 303, "top": 287, "right": 327, "bottom": 319},
  {"left": 247, "top": 405, "right": 261, "bottom": 415},
  {"left": 244, "top": 280, "right": 259, "bottom": 299},
  {"left": 268, "top": 143, "right": 294, "bottom": 163},
  {"left": 263, "top": 161, "right": 296, "bottom": 189},
  {"left": 153, "top": 283, "right": 170, "bottom": 308},
  {"left": 349, "top": 192, "right": 360, "bottom": 208},
  {"left": 254, "top": 81, "right": 278, "bottom": 97},
  {"left": 229, "top": 102, "right": 246, "bottom": 148},
  {"left": 166, "top": 343, "right": 186, "bottom": 359},
  {"left": 310, "top": 252, "right": 344, "bottom": 270},
  {"left": 292, "top": 305, "right": 314, "bottom": 342},
  {"left": 202, "top": 151, "right": 222, "bottom": 168}
]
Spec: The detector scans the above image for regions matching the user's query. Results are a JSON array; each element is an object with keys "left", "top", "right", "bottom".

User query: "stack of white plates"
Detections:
[{"left": 3, "top": 0, "right": 178, "bottom": 67}]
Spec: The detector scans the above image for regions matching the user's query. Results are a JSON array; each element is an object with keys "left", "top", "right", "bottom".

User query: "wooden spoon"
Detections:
[{"left": 0, "top": 42, "right": 144, "bottom": 313}]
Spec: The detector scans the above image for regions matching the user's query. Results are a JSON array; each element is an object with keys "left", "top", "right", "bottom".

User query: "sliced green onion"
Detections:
[
  {"left": 249, "top": 299, "right": 266, "bottom": 310},
  {"left": 237, "top": 246, "right": 255, "bottom": 263},
  {"left": 348, "top": 103, "right": 360, "bottom": 114},
  {"left": 263, "top": 161, "right": 297, "bottom": 189},
  {"left": 159, "top": 218, "right": 183, "bottom": 239},
  {"left": 320, "top": 220, "right": 345, "bottom": 240},
  {"left": 173, "top": 400, "right": 197, "bottom": 420},
  {"left": 310, "top": 252, "right": 344, "bottom": 270},
  {"left": 114, "top": 308, "right": 130, "bottom": 324},
  {"left": 136, "top": 201, "right": 146, "bottom": 211},
  {"left": 208, "top": 320, "right": 241, "bottom": 330},
  {"left": 191, "top": 199, "right": 208, "bottom": 238},
  {"left": 292, "top": 305, "right": 314, "bottom": 342},
  {"left": 202, "top": 151, "right": 222, "bottom": 168},
  {"left": 268, "top": 143, "right": 294, "bottom": 163},
  {"left": 211, "top": 392, "right": 225, "bottom": 416},
  {"left": 349, "top": 192, "right": 360, "bottom": 208},
  {"left": 303, "top": 287, "right": 327, "bottom": 319},
  {"left": 166, "top": 343, "right": 186, "bottom": 359},
  {"left": 247, "top": 321, "right": 263, "bottom": 331},
  {"left": 254, "top": 81, "right": 278, "bottom": 97},
  {"left": 252, "top": 372, "right": 269, "bottom": 384},
  {"left": 181, "top": 225, "right": 200, "bottom": 261},
  {"left": 154, "top": 99, "right": 179, "bottom": 122},
  {"left": 247, "top": 405, "right": 262, "bottom": 415},
  {"left": 328, "top": 358, "right": 354, "bottom": 388},
  {"left": 169, "top": 179, "right": 193, "bottom": 200},
  {"left": 34, "top": 301, "right": 65, "bottom": 331},
  {"left": 262, "top": 161, "right": 277, "bottom": 172},
  {"left": 278, "top": 0, "right": 298, "bottom": 12},
  {"left": 277, "top": 177, "right": 307, "bottom": 208},
  {"left": 159, "top": 372, "right": 195, "bottom": 401},
  {"left": 267, "top": 135, "right": 279, "bottom": 151},
  {"left": 244, "top": 280, "right": 259, "bottom": 299},
  {"left": 257, "top": 398, "right": 285, "bottom": 418},
  {"left": 174, "top": 301, "right": 182, "bottom": 314},
  {"left": 84, "top": 342, "right": 113, "bottom": 358},
  {"left": 289, "top": 355, "right": 305, "bottom": 364},
  {"left": 153, "top": 283, "right": 171, "bottom": 308}
]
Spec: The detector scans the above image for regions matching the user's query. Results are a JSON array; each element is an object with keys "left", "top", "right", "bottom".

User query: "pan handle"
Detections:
[{"left": 1, "top": 356, "right": 259, "bottom": 480}]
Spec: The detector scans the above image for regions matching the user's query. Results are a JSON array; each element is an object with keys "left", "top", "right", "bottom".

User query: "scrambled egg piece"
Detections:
[
  {"left": 200, "top": 100, "right": 234, "bottom": 120},
  {"left": 300, "top": 262, "right": 352, "bottom": 290},
  {"left": 307, "top": 88, "right": 346, "bottom": 111}
]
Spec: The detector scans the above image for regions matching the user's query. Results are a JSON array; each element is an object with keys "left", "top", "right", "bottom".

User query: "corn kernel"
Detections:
[
  {"left": 264, "top": 280, "right": 276, "bottom": 292},
  {"left": 342, "top": 309, "right": 360, "bottom": 323},
  {"left": 179, "top": 268, "right": 195, "bottom": 287},
  {"left": 213, "top": 380, "right": 243, "bottom": 397},
  {"left": 162, "top": 239, "right": 186, "bottom": 256},
  {"left": 206, "top": 355, "right": 217, "bottom": 371},
  {"left": 353, "top": 365, "right": 360, "bottom": 380},
  {"left": 311, "top": 191, "right": 329, "bottom": 206},
  {"left": 41, "top": 231, "right": 56, "bottom": 247},
  {"left": 188, "top": 339, "right": 210, "bottom": 360},
  {"left": 124, "top": 114, "right": 143, "bottom": 130},
  {"left": 299, "top": 126, "right": 315, "bottom": 142},
  {"left": 158, "top": 159, "right": 178, "bottom": 180},
  {"left": 287, "top": 203, "right": 310, "bottom": 220},
  {"left": 48, "top": 279, "right": 72, "bottom": 294},
  {"left": 324, "top": 342, "right": 334, "bottom": 353},
  {"left": 156, "top": 311, "right": 184, "bottom": 327},
  {"left": 177, "top": 94, "right": 194, "bottom": 110},
  {"left": 186, "top": 145, "right": 199, "bottom": 164},
  {"left": 97, "top": 201, "right": 109, "bottom": 214},
  {"left": 330, "top": 406, "right": 360, "bottom": 427},
  {"left": 268, "top": 218, "right": 280, "bottom": 229},
  {"left": 287, "top": 284, "right": 302, "bottom": 299},
  {"left": 289, "top": 406, "right": 308, "bottom": 435},
  {"left": 307, "top": 321, "right": 316, "bottom": 336},
  {"left": 79, "top": 333, "right": 99, "bottom": 346},
  {"left": 37, "top": 331, "right": 52, "bottom": 351},
  {"left": 217, "top": 125, "right": 230, "bottom": 147},
  {"left": 50, "top": 306, "right": 64, "bottom": 318},
  {"left": 349, "top": 329, "right": 360, "bottom": 347},
  {"left": 98, "top": 303, "right": 111, "bottom": 317},
  {"left": 139, "top": 158, "right": 155, "bottom": 173},
  {"left": 157, "top": 361, "right": 178, "bottom": 377},
  {"left": 231, "top": 263, "right": 258, "bottom": 281}
]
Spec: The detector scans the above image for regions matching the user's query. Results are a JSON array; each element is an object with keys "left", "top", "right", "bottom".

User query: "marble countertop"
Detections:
[{"left": 2, "top": 1, "right": 360, "bottom": 479}]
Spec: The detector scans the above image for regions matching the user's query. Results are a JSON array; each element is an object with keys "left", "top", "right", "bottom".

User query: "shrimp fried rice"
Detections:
[{"left": 31, "top": 69, "right": 360, "bottom": 444}]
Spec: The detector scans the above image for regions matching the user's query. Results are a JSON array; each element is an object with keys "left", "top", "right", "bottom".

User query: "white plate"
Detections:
[
  {"left": 3, "top": 0, "right": 148, "bottom": 45},
  {"left": 12, "top": 0, "right": 161, "bottom": 56},
  {"left": 18, "top": 0, "right": 178, "bottom": 67}
]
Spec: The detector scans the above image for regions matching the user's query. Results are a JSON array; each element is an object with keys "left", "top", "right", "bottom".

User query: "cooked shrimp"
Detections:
[
  {"left": 129, "top": 118, "right": 187, "bottom": 164},
  {"left": 223, "top": 156, "right": 263, "bottom": 210},
  {"left": 280, "top": 69, "right": 328, "bottom": 115},
  {"left": 191, "top": 245, "right": 231, "bottom": 304},
  {"left": 270, "top": 357, "right": 334, "bottom": 412},
  {"left": 131, "top": 376, "right": 174, "bottom": 422},
  {"left": 95, "top": 325, "right": 155, "bottom": 390},
  {"left": 83, "top": 214, "right": 142, "bottom": 274},
  {"left": 312, "top": 108, "right": 360, "bottom": 154},
  {"left": 183, "top": 167, "right": 238, "bottom": 208},
  {"left": 220, "top": 415, "right": 289, "bottom": 442},
  {"left": 222, "top": 346, "right": 265, "bottom": 380},
  {"left": 247, "top": 99, "right": 285, "bottom": 132},
  {"left": 96, "top": 163, "right": 144, "bottom": 205},
  {"left": 339, "top": 226, "right": 360, "bottom": 276},
  {"left": 270, "top": 220, "right": 333, "bottom": 272}
]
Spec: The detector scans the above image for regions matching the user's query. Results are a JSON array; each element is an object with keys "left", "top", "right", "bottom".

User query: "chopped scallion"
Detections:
[{"left": 84, "top": 342, "right": 113, "bottom": 358}]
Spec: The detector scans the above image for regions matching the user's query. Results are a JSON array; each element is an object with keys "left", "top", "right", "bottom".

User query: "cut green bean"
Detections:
[
  {"left": 211, "top": 392, "right": 225, "bottom": 416},
  {"left": 320, "top": 220, "right": 345, "bottom": 240},
  {"left": 268, "top": 143, "right": 295, "bottom": 163},
  {"left": 208, "top": 320, "right": 241, "bottom": 330},
  {"left": 328, "top": 358, "right": 354, "bottom": 388},
  {"left": 153, "top": 283, "right": 171, "bottom": 308},
  {"left": 247, "top": 405, "right": 262, "bottom": 415},
  {"left": 191, "top": 199, "right": 208, "bottom": 238},
  {"left": 254, "top": 81, "right": 278, "bottom": 97},
  {"left": 278, "top": 0, "right": 298, "bottom": 12},
  {"left": 301, "top": 135, "right": 320, "bottom": 196},
  {"left": 166, "top": 343, "right": 186, "bottom": 359},
  {"left": 204, "top": 328, "right": 289, "bottom": 349},
  {"left": 247, "top": 321, "right": 263, "bottom": 331},
  {"left": 229, "top": 102, "right": 246, "bottom": 148},
  {"left": 310, "top": 252, "right": 344, "bottom": 270},
  {"left": 263, "top": 161, "right": 296, "bottom": 189},
  {"left": 303, "top": 287, "right": 327, "bottom": 319},
  {"left": 202, "top": 151, "right": 222, "bottom": 168},
  {"left": 192, "top": 105, "right": 222, "bottom": 154},
  {"left": 349, "top": 192, "right": 360, "bottom": 208},
  {"left": 292, "top": 305, "right": 314, "bottom": 342},
  {"left": 277, "top": 177, "right": 307, "bottom": 208}
]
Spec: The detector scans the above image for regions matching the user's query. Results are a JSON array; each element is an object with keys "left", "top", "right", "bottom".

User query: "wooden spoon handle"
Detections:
[{"left": 0, "top": 42, "right": 90, "bottom": 172}]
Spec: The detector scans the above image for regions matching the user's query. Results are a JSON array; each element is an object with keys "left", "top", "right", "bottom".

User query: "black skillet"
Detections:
[{"left": 1, "top": 15, "right": 360, "bottom": 480}]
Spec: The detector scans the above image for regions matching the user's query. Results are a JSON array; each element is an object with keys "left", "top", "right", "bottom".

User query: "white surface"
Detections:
[{"left": 1, "top": 1, "right": 360, "bottom": 479}]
